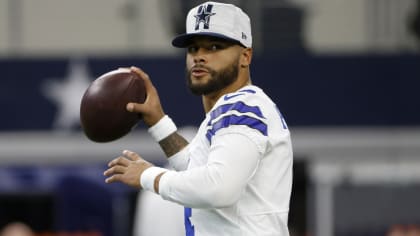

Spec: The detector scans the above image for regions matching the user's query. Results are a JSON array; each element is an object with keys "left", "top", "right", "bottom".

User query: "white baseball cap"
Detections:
[{"left": 172, "top": 1, "right": 252, "bottom": 48}]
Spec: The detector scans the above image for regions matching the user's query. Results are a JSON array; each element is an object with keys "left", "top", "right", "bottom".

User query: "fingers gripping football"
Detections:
[
  {"left": 104, "top": 150, "right": 153, "bottom": 188},
  {"left": 126, "top": 66, "right": 165, "bottom": 127}
]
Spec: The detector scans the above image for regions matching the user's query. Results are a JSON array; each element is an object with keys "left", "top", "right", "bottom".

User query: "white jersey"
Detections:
[{"left": 157, "top": 85, "right": 293, "bottom": 236}]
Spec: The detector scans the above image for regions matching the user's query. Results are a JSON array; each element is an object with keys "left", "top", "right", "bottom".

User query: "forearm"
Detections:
[
  {"left": 148, "top": 115, "right": 189, "bottom": 156},
  {"left": 158, "top": 132, "right": 189, "bottom": 157},
  {"left": 147, "top": 115, "right": 190, "bottom": 171},
  {"left": 154, "top": 132, "right": 190, "bottom": 189}
]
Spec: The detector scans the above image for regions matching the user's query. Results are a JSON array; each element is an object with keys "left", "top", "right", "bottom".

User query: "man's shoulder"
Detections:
[
  {"left": 213, "top": 86, "right": 274, "bottom": 115},
  {"left": 217, "top": 85, "right": 269, "bottom": 105},
  {"left": 211, "top": 95, "right": 265, "bottom": 121},
  {"left": 222, "top": 86, "right": 259, "bottom": 102}
]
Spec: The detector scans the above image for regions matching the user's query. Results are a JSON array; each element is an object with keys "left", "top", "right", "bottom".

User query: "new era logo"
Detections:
[{"left": 194, "top": 4, "right": 216, "bottom": 30}]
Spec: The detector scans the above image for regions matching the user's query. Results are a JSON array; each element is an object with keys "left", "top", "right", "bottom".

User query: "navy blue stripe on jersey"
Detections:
[
  {"left": 206, "top": 114, "right": 268, "bottom": 142},
  {"left": 184, "top": 207, "right": 195, "bottom": 236},
  {"left": 238, "top": 88, "right": 256, "bottom": 94},
  {"left": 207, "top": 101, "right": 265, "bottom": 126},
  {"left": 224, "top": 89, "right": 256, "bottom": 101}
]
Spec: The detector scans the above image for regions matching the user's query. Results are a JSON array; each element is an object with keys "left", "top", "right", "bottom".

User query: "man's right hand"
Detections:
[{"left": 126, "top": 66, "right": 165, "bottom": 127}]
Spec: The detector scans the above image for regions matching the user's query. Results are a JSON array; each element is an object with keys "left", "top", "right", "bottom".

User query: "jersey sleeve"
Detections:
[
  {"left": 167, "top": 145, "right": 190, "bottom": 171},
  {"left": 158, "top": 132, "right": 261, "bottom": 208}
]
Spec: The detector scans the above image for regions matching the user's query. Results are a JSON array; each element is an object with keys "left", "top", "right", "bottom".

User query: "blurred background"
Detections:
[{"left": 1, "top": 0, "right": 420, "bottom": 235}]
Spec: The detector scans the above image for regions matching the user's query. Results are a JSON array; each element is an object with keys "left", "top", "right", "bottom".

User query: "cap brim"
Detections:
[{"left": 172, "top": 32, "right": 243, "bottom": 48}]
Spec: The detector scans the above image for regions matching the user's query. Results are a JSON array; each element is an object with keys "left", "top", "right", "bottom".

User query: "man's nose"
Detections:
[{"left": 193, "top": 50, "right": 207, "bottom": 64}]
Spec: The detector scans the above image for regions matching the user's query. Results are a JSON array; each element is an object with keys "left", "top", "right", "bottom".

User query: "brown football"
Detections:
[{"left": 80, "top": 68, "right": 146, "bottom": 142}]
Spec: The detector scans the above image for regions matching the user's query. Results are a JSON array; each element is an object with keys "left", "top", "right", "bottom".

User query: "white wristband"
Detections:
[
  {"left": 140, "top": 167, "right": 167, "bottom": 193},
  {"left": 148, "top": 115, "right": 177, "bottom": 142}
]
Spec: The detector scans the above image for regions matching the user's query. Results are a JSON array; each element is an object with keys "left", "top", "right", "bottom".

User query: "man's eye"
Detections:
[
  {"left": 210, "top": 44, "right": 222, "bottom": 51},
  {"left": 187, "top": 46, "right": 198, "bottom": 53}
]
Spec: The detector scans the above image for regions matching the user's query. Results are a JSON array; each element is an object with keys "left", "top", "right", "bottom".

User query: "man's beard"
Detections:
[{"left": 186, "top": 59, "right": 239, "bottom": 96}]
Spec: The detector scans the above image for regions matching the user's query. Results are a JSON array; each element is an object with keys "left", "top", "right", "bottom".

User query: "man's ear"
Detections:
[{"left": 240, "top": 47, "right": 253, "bottom": 68}]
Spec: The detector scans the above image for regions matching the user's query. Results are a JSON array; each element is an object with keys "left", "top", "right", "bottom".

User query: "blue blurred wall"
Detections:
[{"left": 1, "top": 53, "right": 419, "bottom": 131}]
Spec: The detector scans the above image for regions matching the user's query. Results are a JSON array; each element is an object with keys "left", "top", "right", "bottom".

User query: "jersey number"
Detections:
[{"left": 184, "top": 207, "right": 195, "bottom": 236}]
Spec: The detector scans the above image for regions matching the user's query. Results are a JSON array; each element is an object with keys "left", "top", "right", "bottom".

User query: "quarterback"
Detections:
[{"left": 104, "top": 1, "right": 293, "bottom": 235}]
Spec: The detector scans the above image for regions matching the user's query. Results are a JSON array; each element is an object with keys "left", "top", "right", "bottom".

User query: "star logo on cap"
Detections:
[{"left": 194, "top": 4, "right": 216, "bottom": 30}]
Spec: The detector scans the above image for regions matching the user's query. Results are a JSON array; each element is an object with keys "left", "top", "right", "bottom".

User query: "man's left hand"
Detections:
[{"left": 104, "top": 150, "right": 153, "bottom": 188}]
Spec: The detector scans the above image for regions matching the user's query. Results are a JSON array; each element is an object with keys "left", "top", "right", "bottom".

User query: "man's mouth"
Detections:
[{"left": 191, "top": 67, "right": 209, "bottom": 77}]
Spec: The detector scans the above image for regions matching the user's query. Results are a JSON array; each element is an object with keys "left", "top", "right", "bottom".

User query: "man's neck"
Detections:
[{"left": 202, "top": 79, "right": 251, "bottom": 113}]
